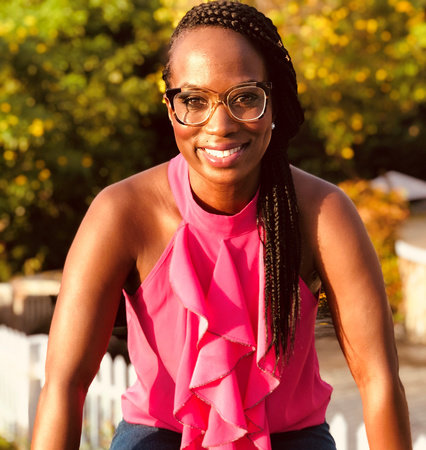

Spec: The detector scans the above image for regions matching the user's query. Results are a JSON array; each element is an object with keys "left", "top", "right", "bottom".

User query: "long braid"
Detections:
[{"left": 163, "top": 1, "right": 304, "bottom": 364}]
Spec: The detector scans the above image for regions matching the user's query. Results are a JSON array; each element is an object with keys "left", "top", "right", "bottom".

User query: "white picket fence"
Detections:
[
  {"left": 0, "top": 325, "right": 136, "bottom": 449},
  {"left": 0, "top": 325, "right": 425, "bottom": 449}
]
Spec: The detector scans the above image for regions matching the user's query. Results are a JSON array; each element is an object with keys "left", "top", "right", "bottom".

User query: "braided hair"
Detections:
[{"left": 163, "top": 1, "right": 304, "bottom": 364}]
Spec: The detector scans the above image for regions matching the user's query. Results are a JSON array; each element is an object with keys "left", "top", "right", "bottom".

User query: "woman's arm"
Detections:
[
  {"left": 313, "top": 184, "right": 412, "bottom": 450},
  {"left": 31, "top": 186, "right": 137, "bottom": 449}
]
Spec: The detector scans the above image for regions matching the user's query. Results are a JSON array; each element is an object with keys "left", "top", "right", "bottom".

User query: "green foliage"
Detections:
[
  {"left": 0, "top": 0, "right": 177, "bottom": 280},
  {"left": 266, "top": 0, "right": 426, "bottom": 180},
  {"left": 0, "top": 0, "right": 424, "bottom": 282}
]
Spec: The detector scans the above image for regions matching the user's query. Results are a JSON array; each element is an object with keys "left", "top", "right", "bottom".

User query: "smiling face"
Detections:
[{"left": 165, "top": 27, "right": 273, "bottom": 205}]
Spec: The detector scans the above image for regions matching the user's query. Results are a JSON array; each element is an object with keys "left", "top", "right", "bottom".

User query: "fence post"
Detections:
[
  {"left": 99, "top": 353, "right": 113, "bottom": 444},
  {"left": 329, "top": 413, "right": 347, "bottom": 450},
  {"left": 414, "top": 435, "right": 426, "bottom": 450},
  {"left": 356, "top": 423, "right": 368, "bottom": 450},
  {"left": 28, "top": 334, "right": 48, "bottom": 440},
  {"left": 112, "top": 355, "right": 128, "bottom": 426},
  {"left": 0, "top": 326, "right": 30, "bottom": 443}
]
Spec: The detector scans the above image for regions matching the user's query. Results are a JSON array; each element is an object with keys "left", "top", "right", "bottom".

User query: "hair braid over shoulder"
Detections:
[{"left": 163, "top": 1, "right": 304, "bottom": 364}]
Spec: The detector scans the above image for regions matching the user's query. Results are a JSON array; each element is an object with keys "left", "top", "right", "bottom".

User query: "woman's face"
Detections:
[{"left": 165, "top": 27, "right": 273, "bottom": 195}]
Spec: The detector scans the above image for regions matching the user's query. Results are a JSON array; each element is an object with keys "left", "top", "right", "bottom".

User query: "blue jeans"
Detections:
[{"left": 110, "top": 420, "right": 337, "bottom": 449}]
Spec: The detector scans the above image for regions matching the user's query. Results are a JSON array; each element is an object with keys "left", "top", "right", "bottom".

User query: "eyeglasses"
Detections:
[{"left": 165, "top": 81, "right": 272, "bottom": 126}]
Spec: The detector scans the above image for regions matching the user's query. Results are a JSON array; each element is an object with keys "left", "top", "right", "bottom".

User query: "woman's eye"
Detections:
[
  {"left": 231, "top": 93, "right": 259, "bottom": 106},
  {"left": 181, "top": 96, "right": 209, "bottom": 110}
]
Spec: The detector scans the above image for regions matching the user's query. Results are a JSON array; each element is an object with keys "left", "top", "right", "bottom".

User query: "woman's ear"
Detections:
[{"left": 163, "top": 95, "right": 174, "bottom": 123}]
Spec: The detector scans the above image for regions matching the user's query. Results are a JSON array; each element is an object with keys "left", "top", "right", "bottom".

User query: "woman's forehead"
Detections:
[{"left": 168, "top": 27, "right": 267, "bottom": 89}]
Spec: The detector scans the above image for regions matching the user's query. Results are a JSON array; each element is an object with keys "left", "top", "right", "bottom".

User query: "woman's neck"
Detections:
[{"left": 188, "top": 169, "right": 260, "bottom": 216}]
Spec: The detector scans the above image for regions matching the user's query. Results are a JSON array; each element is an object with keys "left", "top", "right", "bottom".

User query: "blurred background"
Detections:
[{"left": 0, "top": 0, "right": 425, "bottom": 448}]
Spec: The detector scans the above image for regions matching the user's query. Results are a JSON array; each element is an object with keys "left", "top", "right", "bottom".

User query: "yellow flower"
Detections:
[
  {"left": 317, "top": 67, "right": 329, "bottom": 78},
  {"left": 341, "top": 147, "right": 354, "bottom": 159},
  {"left": 29, "top": 119, "right": 44, "bottom": 137},
  {"left": 413, "top": 87, "right": 425, "bottom": 102},
  {"left": 288, "top": 2, "right": 299, "bottom": 15},
  {"left": 0, "top": 20, "right": 14, "bottom": 36},
  {"left": 331, "top": 7, "right": 349, "bottom": 21},
  {"left": 3, "top": 150, "right": 16, "bottom": 161},
  {"left": 408, "top": 125, "right": 420, "bottom": 137},
  {"left": 38, "top": 168, "right": 51, "bottom": 181},
  {"left": 395, "top": 1, "right": 413, "bottom": 14},
  {"left": 375, "top": 69, "right": 388, "bottom": 81},
  {"left": 355, "top": 70, "right": 369, "bottom": 83},
  {"left": 36, "top": 43, "right": 47, "bottom": 54},
  {"left": 351, "top": 113, "right": 363, "bottom": 131},
  {"left": 24, "top": 16, "right": 37, "bottom": 27},
  {"left": 8, "top": 115, "right": 19, "bottom": 126},
  {"left": 367, "top": 19, "right": 378, "bottom": 34},
  {"left": 304, "top": 65, "right": 316, "bottom": 80},
  {"left": 15, "top": 175, "right": 28, "bottom": 186},
  {"left": 16, "top": 27, "right": 27, "bottom": 41},
  {"left": 108, "top": 70, "right": 123, "bottom": 84},
  {"left": 0, "top": 103, "right": 11, "bottom": 113}
]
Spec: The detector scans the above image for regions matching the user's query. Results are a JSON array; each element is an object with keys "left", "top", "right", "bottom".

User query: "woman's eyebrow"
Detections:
[
  {"left": 179, "top": 80, "right": 262, "bottom": 90},
  {"left": 179, "top": 83, "right": 203, "bottom": 89}
]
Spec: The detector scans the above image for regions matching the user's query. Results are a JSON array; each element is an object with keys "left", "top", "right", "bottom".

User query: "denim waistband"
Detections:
[{"left": 110, "top": 419, "right": 336, "bottom": 449}]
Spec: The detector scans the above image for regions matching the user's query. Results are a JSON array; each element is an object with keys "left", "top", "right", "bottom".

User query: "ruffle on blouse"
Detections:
[{"left": 170, "top": 225, "right": 281, "bottom": 450}]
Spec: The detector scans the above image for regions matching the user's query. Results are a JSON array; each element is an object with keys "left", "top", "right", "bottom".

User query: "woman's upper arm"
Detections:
[
  {"left": 313, "top": 184, "right": 399, "bottom": 386},
  {"left": 45, "top": 185, "right": 137, "bottom": 390}
]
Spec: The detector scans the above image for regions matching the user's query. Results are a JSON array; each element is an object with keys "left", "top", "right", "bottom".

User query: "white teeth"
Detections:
[{"left": 203, "top": 146, "right": 242, "bottom": 158}]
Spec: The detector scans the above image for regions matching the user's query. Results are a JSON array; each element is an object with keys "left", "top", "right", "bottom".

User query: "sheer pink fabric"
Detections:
[{"left": 121, "top": 154, "right": 332, "bottom": 449}]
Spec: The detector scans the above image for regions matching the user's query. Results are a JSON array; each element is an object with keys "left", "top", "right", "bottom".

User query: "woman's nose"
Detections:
[{"left": 204, "top": 102, "right": 239, "bottom": 135}]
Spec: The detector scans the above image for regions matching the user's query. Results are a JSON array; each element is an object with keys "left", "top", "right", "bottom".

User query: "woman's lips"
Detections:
[{"left": 198, "top": 144, "right": 246, "bottom": 167}]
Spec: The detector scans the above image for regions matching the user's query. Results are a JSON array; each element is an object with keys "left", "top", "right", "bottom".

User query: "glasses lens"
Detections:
[
  {"left": 227, "top": 86, "right": 266, "bottom": 121},
  {"left": 171, "top": 84, "right": 268, "bottom": 125},
  {"left": 173, "top": 91, "right": 210, "bottom": 125}
]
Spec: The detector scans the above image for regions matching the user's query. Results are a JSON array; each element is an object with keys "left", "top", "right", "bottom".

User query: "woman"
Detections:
[{"left": 32, "top": 1, "right": 412, "bottom": 449}]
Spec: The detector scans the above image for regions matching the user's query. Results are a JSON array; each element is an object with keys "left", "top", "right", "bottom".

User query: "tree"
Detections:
[
  {"left": 0, "top": 0, "right": 176, "bottom": 280},
  {"left": 261, "top": 0, "right": 426, "bottom": 180}
]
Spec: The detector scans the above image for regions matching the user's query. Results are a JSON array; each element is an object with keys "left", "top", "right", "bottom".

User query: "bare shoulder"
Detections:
[
  {"left": 93, "top": 162, "right": 172, "bottom": 217},
  {"left": 291, "top": 165, "right": 360, "bottom": 237},
  {"left": 291, "top": 165, "right": 352, "bottom": 216},
  {"left": 77, "top": 161, "right": 179, "bottom": 261},
  {"left": 290, "top": 165, "right": 375, "bottom": 281},
  {"left": 290, "top": 165, "right": 367, "bottom": 243}
]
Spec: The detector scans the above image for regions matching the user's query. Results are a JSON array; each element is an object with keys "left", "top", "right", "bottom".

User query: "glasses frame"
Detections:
[{"left": 164, "top": 81, "right": 272, "bottom": 127}]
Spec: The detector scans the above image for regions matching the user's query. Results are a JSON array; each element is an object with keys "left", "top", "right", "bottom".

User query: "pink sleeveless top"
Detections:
[{"left": 122, "top": 154, "right": 332, "bottom": 449}]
